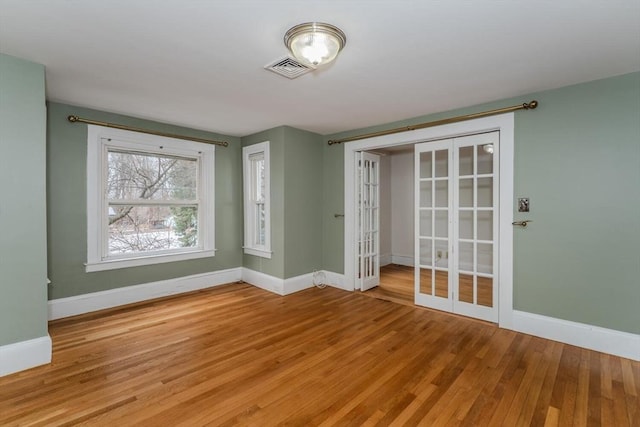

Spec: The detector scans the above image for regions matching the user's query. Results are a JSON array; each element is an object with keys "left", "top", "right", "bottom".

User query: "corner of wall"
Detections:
[{"left": 0, "top": 335, "right": 52, "bottom": 377}]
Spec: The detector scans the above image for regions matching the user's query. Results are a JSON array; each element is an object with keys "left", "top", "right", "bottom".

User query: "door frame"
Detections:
[{"left": 343, "top": 113, "right": 514, "bottom": 328}]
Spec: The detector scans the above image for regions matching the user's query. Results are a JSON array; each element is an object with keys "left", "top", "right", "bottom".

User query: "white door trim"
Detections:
[{"left": 344, "top": 113, "right": 514, "bottom": 328}]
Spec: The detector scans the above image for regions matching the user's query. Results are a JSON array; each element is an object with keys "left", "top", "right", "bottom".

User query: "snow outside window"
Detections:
[{"left": 86, "top": 125, "right": 215, "bottom": 271}]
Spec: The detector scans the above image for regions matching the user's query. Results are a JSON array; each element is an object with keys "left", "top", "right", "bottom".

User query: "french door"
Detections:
[
  {"left": 414, "top": 132, "right": 499, "bottom": 322},
  {"left": 356, "top": 151, "right": 380, "bottom": 291}
]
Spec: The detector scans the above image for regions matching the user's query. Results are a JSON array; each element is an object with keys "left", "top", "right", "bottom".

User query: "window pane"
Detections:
[
  {"left": 420, "top": 152, "right": 432, "bottom": 178},
  {"left": 434, "top": 210, "right": 448, "bottom": 238},
  {"left": 250, "top": 153, "right": 265, "bottom": 202},
  {"left": 458, "top": 146, "right": 474, "bottom": 176},
  {"left": 435, "top": 149, "right": 448, "bottom": 177},
  {"left": 459, "top": 241, "right": 473, "bottom": 272},
  {"left": 459, "top": 210, "right": 474, "bottom": 240},
  {"left": 419, "top": 238, "right": 432, "bottom": 266},
  {"left": 458, "top": 273, "right": 474, "bottom": 303},
  {"left": 459, "top": 178, "right": 473, "bottom": 207},
  {"left": 420, "top": 181, "right": 432, "bottom": 208},
  {"left": 254, "top": 203, "right": 265, "bottom": 246},
  {"left": 477, "top": 243, "right": 493, "bottom": 274},
  {"left": 107, "top": 151, "right": 197, "bottom": 201},
  {"left": 477, "top": 276, "right": 493, "bottom": 307},
  {"left": 419, "top": 268, "right": 433, "bottom": 295},
  {"left": 477, "top": 177, "right": 493, "bottom": 207},
  {"left": 435, "top": 180, "right": 448, "bottom": 207},
  {"left": 108, "top": 205, "right": 198, "bottom": 255},
  {"left": 419, "top": 210, "right": 432, "bottom": 236},
  {"left": 477, "top": 144, "right": 494, "bottom": 175},
  {"left": 477, "top": 210, "right": 493, "bottom": 241},
  {"left": 435, "top": 269, "right": 449, "bottom": 298}
]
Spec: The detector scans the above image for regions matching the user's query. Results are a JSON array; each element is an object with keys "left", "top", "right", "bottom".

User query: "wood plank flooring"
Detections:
[
  {"left": 1, "top": 283, "right": 638, "bottom": 426},
  {"left": 366, "top": 264, "right": 493, "bottom": 308}
]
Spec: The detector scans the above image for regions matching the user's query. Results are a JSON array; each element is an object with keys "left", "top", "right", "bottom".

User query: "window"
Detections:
[
  {"left": 86, "top": 125, "right": 215, "bottom": 272},
  {"left": 243, "top": 141, "right": 271, "bottom": 258}
]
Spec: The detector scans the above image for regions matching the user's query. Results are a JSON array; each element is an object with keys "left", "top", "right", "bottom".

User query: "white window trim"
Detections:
[
  {"left": 86, "top": 125, "right": 215, "bottom": 272},
  {"left": 242, "top": 141, "right": 272, "bottom": 258}
]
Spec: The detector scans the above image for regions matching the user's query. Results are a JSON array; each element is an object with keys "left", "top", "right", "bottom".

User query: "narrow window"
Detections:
[{"left": 243, "top": 142, "right": 271, "bottom": 258}]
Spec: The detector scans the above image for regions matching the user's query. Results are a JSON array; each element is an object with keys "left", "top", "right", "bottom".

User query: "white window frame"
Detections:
[
  {"left": 242, "top": 141, "right": 272, "bottom": 258},
  {"left": 86, "top": 125, "right": 215, "bottom": 272}
]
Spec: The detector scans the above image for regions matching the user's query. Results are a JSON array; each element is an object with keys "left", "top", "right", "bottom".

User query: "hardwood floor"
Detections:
[
  {"left": 363, "top": 264, "right": 414, "bottom": 305},
  {"left": 1, "top": 283, "right": 638, "bottom": 426},
  {"left": 366, "top": 264, "right": 493, "bottom": 308}
]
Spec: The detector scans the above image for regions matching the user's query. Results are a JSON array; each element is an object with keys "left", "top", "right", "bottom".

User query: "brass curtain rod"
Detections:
[
  {"left": 327, "top": 100, "right": 539, "bottom": 145},
  {"left": 67, "top": 115, "right": 229, "bottom": 147}
]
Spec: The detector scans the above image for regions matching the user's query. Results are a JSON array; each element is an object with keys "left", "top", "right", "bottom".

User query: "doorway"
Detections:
[{"left": 344, "top": 114, "right": 515, "bottom": 327}]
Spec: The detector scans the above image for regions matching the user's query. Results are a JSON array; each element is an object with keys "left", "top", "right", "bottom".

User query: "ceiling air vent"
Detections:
[{"left": 265, "top": 57, "right": 314, "bottom": 79}]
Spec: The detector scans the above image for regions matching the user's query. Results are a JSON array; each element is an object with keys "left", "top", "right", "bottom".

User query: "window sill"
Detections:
[
  {"left": 243, "top": 247, "right": 272, "bottom": 259},
  {"left": 85, "top": 249, "right": 216, "bottom": 272}
]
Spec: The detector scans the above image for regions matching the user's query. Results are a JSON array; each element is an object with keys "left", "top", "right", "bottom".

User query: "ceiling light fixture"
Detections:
[
  {"left": 284, "top": 22, "right": 346, "bottom": 67},
  {"left": 482, "top": 144, "right": 494, "bottom": 154}
]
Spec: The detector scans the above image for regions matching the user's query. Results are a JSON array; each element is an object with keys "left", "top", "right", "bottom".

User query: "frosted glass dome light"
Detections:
[{"left": 284, "top": 22, "right": 346, "bottom": 67}]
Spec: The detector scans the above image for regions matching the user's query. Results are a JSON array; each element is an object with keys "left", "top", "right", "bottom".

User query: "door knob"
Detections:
[{"left": 512, "top": 220, "right": 532, "bottom": 228}]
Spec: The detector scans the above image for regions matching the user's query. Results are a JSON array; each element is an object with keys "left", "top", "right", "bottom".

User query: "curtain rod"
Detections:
[
  {"left": 327, "top": 100, "right": 538, "bottom": 145},
  {"left": 67, "top": 115, "right": 229, "bottom": 147}
]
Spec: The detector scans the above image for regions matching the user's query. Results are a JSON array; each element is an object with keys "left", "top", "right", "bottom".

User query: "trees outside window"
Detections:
[{"left": 86, "top": 125, "right": 215, "bottom": 272}]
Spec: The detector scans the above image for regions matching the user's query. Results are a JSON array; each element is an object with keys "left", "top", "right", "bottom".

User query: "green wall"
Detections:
[
  {"left": 322, "top": 72, "right": 640, "bottom": 334},
  {"left": 0, "top": 54, "right": 48, "bottom": 345},
  {"left": 242, "top": 126, "right": 323, "bottom": 279},
  {"left": 46, "top": 102, "right": 243, "bottom": 299},
  {"left": 283, "top": 127, "right": 323, "bottom": 278}
]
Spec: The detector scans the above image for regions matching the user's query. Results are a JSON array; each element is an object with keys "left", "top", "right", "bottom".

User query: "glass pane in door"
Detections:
[
  {"left": 459, "top": 146, "right": 474, "bottom": 176},
  {"left": 420, "top": 182, "right": 432, "bottom": 207},
  {"left": 477, "top": 276, "right": 493, "bottom": 307},
  {"left": 419, "top": 268, "right": 432, "bottom": 295},
  {"left": 435, "top": 270, "right": 449, "bottom": 298},
  {"left": 477, "top": 144, "right": 493, "bottom": 174},
  {"left": 454, "top": 133, "right": 498, "bottom": 319},
  {"left": 415, "top": 143, "right": 451, "bottom": 311},
  {"left": 435, "top": 150, "right": 448, "bottom": 177},
  {"left": 458, "top": 273, "right": 474, "bottom": 303},
  {"left": 420, "top": 152, "right": 433, "bottom": 178}
]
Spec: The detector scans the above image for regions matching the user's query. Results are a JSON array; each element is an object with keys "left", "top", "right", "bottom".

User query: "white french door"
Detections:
[
  {"left": 414, "top": 132, "right": 499, "bottom": 322},
  {"left": 356, "top": 151, "right": 380, "bottom": 291}
]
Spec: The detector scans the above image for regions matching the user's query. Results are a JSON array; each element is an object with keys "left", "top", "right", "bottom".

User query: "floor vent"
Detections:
[{"left": 265, "top": 57, "right": 314, "bottom": 79}]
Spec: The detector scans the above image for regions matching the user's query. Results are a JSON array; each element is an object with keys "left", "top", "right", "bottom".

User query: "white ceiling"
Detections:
[{"left": 1, "top": 1, "right": 639, "bottom": 137}]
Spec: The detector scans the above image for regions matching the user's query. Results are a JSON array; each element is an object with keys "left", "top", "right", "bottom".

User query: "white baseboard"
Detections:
[
  {"left": 323, "top": 271, "right": 349, "bottom": 291},
  {"left": 49, "top": 267, "right": 346, "bottom": 321},
  {"left": 241, "top": 268, "right": 284, "bottom": 295},
  {"left": 512, "top": 310, "right": 640, "bottom": 361},
  {"left": 48, "top": 268, "right": 242, "bottom": 320},
  {"left": 0, "top": 335, "right": 52, "bottom": 377},
  {"left": 283, "top": 273, "right": 315, "bottom": 295},
  {"left": 241, "top": 269, "right": 348, "bottom": 295},
  {"left": 391, "top": 255, "right": 414, "bottom": 267},
  {"left": 380, "top": 253, "right": 392, "bottom": 267}
]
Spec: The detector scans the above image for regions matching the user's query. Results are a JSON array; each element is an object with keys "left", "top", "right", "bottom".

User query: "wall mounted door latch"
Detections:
[{"left": 512, "top": 220, "right": 532, "bottom": 228}]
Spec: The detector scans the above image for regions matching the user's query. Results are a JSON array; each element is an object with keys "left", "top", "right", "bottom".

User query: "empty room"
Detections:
[{"left": 0, "top": 1, "right": 638, "bottom": 425}]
